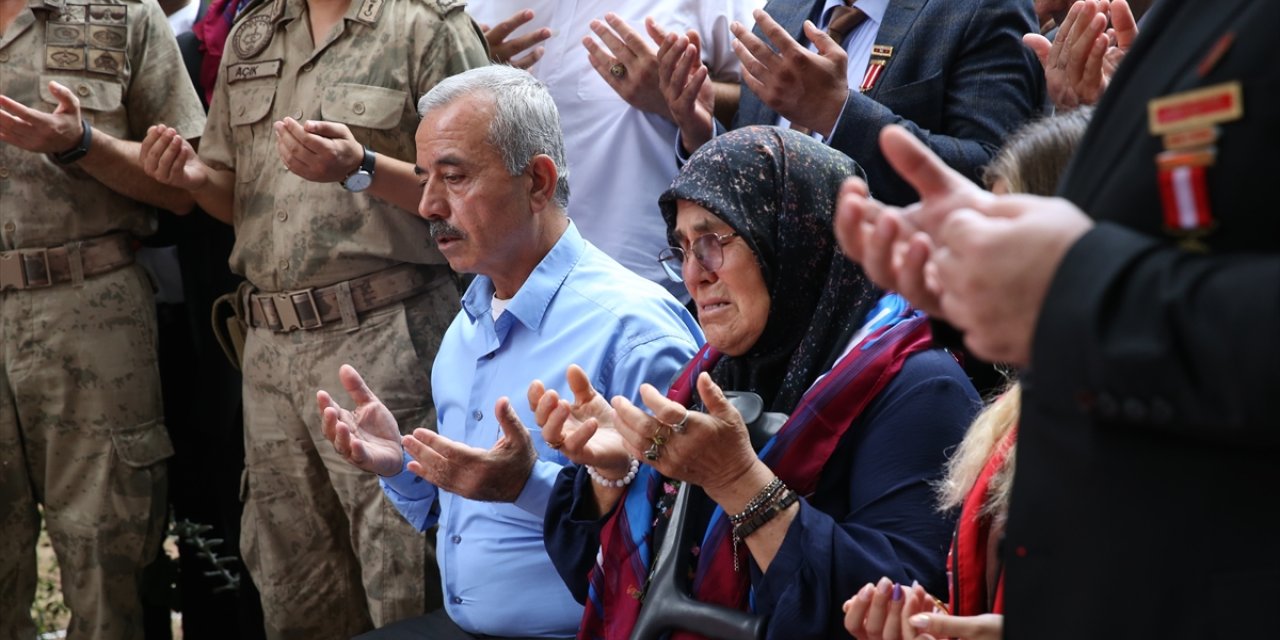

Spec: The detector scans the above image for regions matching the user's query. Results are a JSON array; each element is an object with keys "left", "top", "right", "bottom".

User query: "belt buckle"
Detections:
[
  {"left": 21, "top": 249, "right": 52, "bottom": 288},
  {"left": 0, "top": 253, "right": 22, "bottom": 290},
  {"left": 273, "top": 288, "right": 322, "bottom": 331}
]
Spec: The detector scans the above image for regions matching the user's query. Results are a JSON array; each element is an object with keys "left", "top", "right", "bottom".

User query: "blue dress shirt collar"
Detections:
[{"left": 461, "top": 220, "right": 584, "bottom": 333}]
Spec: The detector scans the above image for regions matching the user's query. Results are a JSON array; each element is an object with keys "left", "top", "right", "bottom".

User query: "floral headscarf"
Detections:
[{"left": 659, "top": 126, "right": 879, "bottom": 414}]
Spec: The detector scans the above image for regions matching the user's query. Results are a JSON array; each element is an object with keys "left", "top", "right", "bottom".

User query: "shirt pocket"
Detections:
[
  {"left": 40, "top": 74, "right": 125, "bottom": 133},
  {"left": 320, "top": 83, "right": 408, "bottom": 140},
  {"left": 227, "top": 81, "right": 277, "bottom": 182}
]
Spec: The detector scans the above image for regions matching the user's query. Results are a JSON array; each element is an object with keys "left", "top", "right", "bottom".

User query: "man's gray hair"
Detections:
[{"left": 417, "top": 65, "right": 570, "bottom": 208}]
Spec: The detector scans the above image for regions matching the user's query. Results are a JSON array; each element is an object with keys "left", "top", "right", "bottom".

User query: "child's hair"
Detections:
[{"left": 981, "top": 107, "right": 1093, "bottom": 197}]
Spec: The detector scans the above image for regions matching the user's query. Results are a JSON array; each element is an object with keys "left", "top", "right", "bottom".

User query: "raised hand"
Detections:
[
  {"left": 730, "top": 11, "right": 849, "bottom": 136},
  {"left": 528, "top": 365, "right": 631, "bottom": 477},
  {"left": 833, "top": 125, "right": 994, "bottom": 315},
  {"left": 656, "top": 29, "right": 715, "bottom": 154},
  {"left": 612, "top": 372, "right": 756, "bottom": 495},
  {"left": 582, "top": 14, "right": 672, "bottom": 118},
  {"left": 1023, "top": 0, "right": 1137, "bottom": 111},
  {"left": 834, "top": 125, "right": 1092, "bottom": 366},
  {"left": 274, "top": 117, "right": 362, "bottom": 183},
  {"left": 141, "top": 124, "right": 208, "bottom": 191},
  {"left": 317, "top": 364, "right": 408, "bottom": 477},
  {"left": 481, "top": 9, "right": 551, "bottom": 69},
  {"left": 0, "top": 81, "right": 85, "bottom": 153},
  {"left": 401, "top": 397, "right": 538, "bottom": 503}
]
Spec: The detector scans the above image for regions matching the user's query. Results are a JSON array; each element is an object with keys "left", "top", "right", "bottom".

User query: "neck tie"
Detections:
[
  {"left": 826, "top": 1, "right": 867, "bottom": 45},
  {"left": 791, "top": 2, "right": 866, "bottom": 135}
]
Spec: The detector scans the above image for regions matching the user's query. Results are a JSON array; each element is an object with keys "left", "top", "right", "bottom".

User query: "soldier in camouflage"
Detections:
[
  {"left": 137, "top": 0, "right": 489, "bottom": 636},
  {"left": 0, "top": 0, "right": 205, "bottom": 637}
]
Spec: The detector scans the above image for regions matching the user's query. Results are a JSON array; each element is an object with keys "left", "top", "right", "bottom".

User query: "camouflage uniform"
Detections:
[
  {"left": 198, "top": 0, "right": 488, "bottom": 636},
  {"left": 0, "top": 0, "right": 205, "bottom": 638}
]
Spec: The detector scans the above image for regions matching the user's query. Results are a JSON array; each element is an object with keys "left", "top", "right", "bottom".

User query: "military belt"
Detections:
[
  {"left": 0, "top": 232, "right": 135, "bottom": 291},
  {"left": 247, "top": 263, "right": 451, "bottom": 332}
]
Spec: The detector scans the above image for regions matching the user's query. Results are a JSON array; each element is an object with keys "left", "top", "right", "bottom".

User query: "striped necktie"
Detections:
[{"left": 826, "top": 0, "right": 867, "bottom": 45}]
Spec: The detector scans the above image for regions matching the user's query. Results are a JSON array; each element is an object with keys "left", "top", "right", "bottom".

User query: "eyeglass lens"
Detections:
[{"left": 658, "top": 233, "right": 727, "bottom": 283}]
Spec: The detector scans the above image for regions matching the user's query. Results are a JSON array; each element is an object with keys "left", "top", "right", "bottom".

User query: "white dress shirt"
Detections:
[{"left": 466, "top": 0, "right": 762, "bottom": 300}]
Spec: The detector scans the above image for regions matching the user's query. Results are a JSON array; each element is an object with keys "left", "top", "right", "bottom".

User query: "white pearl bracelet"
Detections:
[{"left": 587, "top": 457, "right": 639, "bottom": 488}]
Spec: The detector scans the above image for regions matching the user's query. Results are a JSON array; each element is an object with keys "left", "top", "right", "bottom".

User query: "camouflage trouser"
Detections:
[
  {"left": 0, "top": 265, "right": 171, "bottom": 640},
  {"left": 240, "top": 281, "right": 457, "bottom": 640}
]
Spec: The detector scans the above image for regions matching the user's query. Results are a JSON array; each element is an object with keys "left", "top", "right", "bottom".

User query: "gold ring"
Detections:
[
  {"left": 610, "top": 63, "right": 627, "bottom": 78},
  {"left": 644, "top": 443, "right": 661, "bottom": 461},
  {"left": 546, "top": 440, "right": 564, "bottom": 450}
]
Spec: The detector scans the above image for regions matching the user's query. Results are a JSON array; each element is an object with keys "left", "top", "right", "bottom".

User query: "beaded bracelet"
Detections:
[
  {"left": 730, "top": 488, "right": 799, "bottom": 572},
  {"left": 729, "top": 477, "right": 785, "bottom": 526},
  {"left": 587, "top": 457, "right": 639, "bottom": 488}
]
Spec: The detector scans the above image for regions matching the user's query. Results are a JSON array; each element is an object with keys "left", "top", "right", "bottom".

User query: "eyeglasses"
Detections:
[{"left": 657, "top": 231, "right": 740, "bottom": 283}]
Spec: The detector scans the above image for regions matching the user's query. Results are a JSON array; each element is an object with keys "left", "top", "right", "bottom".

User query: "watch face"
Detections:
[{"left": 344, "top": 171, "right": 373, "bottom": 192}]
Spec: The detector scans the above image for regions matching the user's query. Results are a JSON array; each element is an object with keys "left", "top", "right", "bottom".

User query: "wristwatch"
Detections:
[
  {"left": 51, "top": 118, "right": 92, "bottom": 165},
  {"left": 341, "top": 146, "right": 376, "bottom": 192}
]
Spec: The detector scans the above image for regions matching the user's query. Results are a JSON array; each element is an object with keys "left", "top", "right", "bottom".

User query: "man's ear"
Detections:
[{"left": 526, "top": 154, "right": 559, "bottom": 212}]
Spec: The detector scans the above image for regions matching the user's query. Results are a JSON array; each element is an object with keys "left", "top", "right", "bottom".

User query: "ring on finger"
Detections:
[
  {"left": 644, "top": 442, "right": 662, "bottom": 461},
  {"left": 610, "top": 62, "right": 627, "bottom": 78},
  {"left": 671, "top": 408, "right": 690, "bottom": 434},
  {"left": 546, "top": 439, "right": 564, "bottom": 450}
]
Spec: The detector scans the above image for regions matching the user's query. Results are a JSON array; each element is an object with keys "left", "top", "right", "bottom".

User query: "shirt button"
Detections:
[
  {"left": 452, "top": 596, "right": 463, "bottom": 605},
  {"left": 0, "top": 166, "right": 9, "bottom": 179},
  {"left": 76, "top": 84, "right": 91, "bottom": 97},
  {"left": 278, "top": 259, "right": 289, "bottom": 271},
  {"left": 275, "top": 209, "right": 288, "bottom": 222},
  {"left": 451, "top": 535, "right": 461, "bottom": 544},
  {"left": 0, "top": 52, "right": 9, "bottom": 63},
  {"left": 291, "top": 109, "right": 304, "bottom": 120},
  {"left": 471, "top": 410, "right": 482, "bottom": 421},
  {"left": 301, "top": 62, "right": 314, "bottom": 73},
  {"left": 352, "top": 102, "right": 366, "bottom": 115},
  {"left": 3, "top": 222, "right": 14, "bottom": 233}
]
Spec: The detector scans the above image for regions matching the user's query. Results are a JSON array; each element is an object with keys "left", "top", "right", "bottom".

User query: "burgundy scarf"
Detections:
[{"left": 580, "top": 315, "right": 935, "bottom": 639}]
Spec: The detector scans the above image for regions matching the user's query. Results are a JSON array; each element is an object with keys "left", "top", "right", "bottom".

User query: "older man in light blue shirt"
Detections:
[{"left": 317, "top": 65, "right": 702, "bottom": 639}]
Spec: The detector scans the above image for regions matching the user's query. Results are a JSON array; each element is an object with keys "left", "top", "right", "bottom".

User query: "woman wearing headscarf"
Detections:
[{"left": 535, "top": 126, "right": 979, "bottom": 639}]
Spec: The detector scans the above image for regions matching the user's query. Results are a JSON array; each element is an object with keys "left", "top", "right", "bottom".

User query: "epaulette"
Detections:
[
  {"left": 58, "top": 0, "right": 146, "bottom": 7},
  {"left": 232, "top": 0, "right": 282, "bottom": 25},
  {"left": 417, "top": 0, "right": 465, "bottom": 17}
]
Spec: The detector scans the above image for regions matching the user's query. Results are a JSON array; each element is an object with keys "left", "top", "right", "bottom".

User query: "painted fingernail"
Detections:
[{"left": 891, "top": 584, "right": 902, "bottom": 601}]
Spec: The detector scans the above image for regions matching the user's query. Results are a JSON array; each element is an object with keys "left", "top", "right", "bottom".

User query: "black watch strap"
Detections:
[
  {"left": 341, "top": 146, "right": 376, "bottom": 191},
  {"left": 52, "top": 118, "right": 92, "bottom": 165}
]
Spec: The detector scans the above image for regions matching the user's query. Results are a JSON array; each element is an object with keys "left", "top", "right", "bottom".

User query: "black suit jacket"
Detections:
[
  {"left": 730, "top": 0, "right": 1043, "bottom": 206},
  {"left": 1008, "top": 0, "right": 1280, "bottom": 637}
]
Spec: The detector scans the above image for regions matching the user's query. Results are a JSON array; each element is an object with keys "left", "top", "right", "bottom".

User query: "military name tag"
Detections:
[
  {"left": 1148, "top": 82, "right": 1242, "bottom": 136},
  {"left": 227, "top": 59, "right": 283, "bottom": 83}
]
